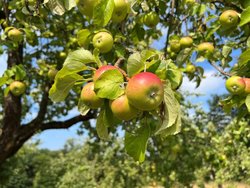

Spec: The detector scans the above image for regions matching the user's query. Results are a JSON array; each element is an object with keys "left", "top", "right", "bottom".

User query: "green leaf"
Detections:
[
  {"left": 127, "top": 52, "right": 143, "bottom": 77},
  {"left": 78, "top": 98, "right": 90, "bottom": 116},
  {"left": 77, "top": 29, "right": 91, "bottom": 48},
  {"left": 96, "top": 110, "right": 109, "bottom": 140},
  {"left": 15, "top": 65, "right": 26, "bottom": 81},
  {"left": 125, "top": 125, "right": 150, "bottom": 163},
  {"left": 165, "top": 61, "right": 183, "bottom": 90},
  {"left": 103, "top": 101, "right": 120, "bottom": 127},
  {"left": 94, "top": 69, "right": 125, "bottom": 100},
  {"left": 238, "top": 48, "right": 250, "bottom": 66},
  {"left": 93, "top": 0, "right": 114, "bottom": 27},
  {"left": 57, "top": 49, "right": 95, "bottom": 78},
  {"left": 155, "top": 81, "right": 181, "bottom": 136},
  {"left": 49, "top": 73, "right": 82, "bottom": 102},
  {"left": 222, "top": 45, "right": 232, "bottom": 58},
  {"left": 176, "top": 48, "right": 192, "bottom": 66},
  {"left": 46, "top": 0, "right": 66, "bottom": 15},
  {"left": 63, "top": 0, "right": 76, "bottom": 10},
  {"left": 239, "top": 7, "right": 250, "bottom": 27},
  {"left": 246, "top": 95, "right": 250, "bottom": 113},
  {"left": 0, "top": 77, "right": 8, "bottom": 87}
]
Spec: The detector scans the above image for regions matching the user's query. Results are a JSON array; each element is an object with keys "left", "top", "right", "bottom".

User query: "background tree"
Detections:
[{"left": 0, "top": 0, "right": 250, "bottom": 165}]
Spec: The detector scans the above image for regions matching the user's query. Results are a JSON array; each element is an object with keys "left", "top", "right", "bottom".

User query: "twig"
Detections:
[{"left": 209, "top": 60, "right": 232, "bottom": 77}]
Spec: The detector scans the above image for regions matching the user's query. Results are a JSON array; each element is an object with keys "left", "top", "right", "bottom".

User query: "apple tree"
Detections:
[{"left": 0, "top": 0, "right": 250, "bottom": 165}]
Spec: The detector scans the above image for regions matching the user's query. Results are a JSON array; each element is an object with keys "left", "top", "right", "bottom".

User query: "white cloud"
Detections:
[{"left": 0, "top": 54, "right": 7, "bottom": 76}]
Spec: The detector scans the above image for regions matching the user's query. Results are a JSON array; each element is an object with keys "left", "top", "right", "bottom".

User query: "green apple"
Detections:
[
  {"left": 9, "top": 81, "right": 26, "bottom": 96},
  {"left": 243, "top": 78, "right": 250, "bottom": 94},
  {"left": 112, "top": 0, "right": 129, "bottom": 23},
  {"left": 59, "top": 52, "right": 67, "bottom": 59},
  {"left": 80, "top": 82, "right": 104, "bottom": 109},
  {"left": 170, "top": 40, "right": 181, "bottom": 53},
  {"left": 110, "top": 95, "right": 139, "bottom": 121},
  {"left": 126, "top": 72, "right": 164, "bottom": 111},
  {"left": 225, "top": 76, "right": 246, "bottom": 95},
  {"left": 75, "top": 0, "right": 99, "bottom": 18},
  {"left": 93, "top": 65, "right": 117, "bottom": 82},
  {"left": 48, "top": 69, "right": 58, "bottom": 80},
  {"left": 180, "top": 36, "right": 193, "bottom": 49},
  {"left": 92, "top": 31, "right": 114, "bottom": 53},
  {"left": 8, "top": 28, "right": 23, "bottom": 42},
  {"left": 143, "top": 12, "right": 160, "bottom": 28},
  {"left": 197, "top": 42, "right": 214, "bottom": 56},
  {"left": 185, "top": 64, "right": 196, "bottom": 74},
  {"left": 219, "top": 10, "right": 239, "bottom": 28}
]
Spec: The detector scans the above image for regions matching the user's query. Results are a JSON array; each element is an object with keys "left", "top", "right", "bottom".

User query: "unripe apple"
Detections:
[
  {"left": 80, "top": 82, "right": 104, "bottom": 109},
  {"left": 8, "top": 28, "right": 23, "bottom": 42},
  {"left": 197, "top": 42, "right": 214, "bottom": 56},
  {"left": 180, "top": 36, "right": 193, "bottom": 49},
  {"left": 75, "top": 0, "right": 99, "bottom": 18},
  {"left": 112, "top": 0, "right": 129, "bottom": 23},
  {"left": 219, "top": 10, "right": 239, "bottom": 28},
  {"left": 143, "top": 12, "right": 160, "bottom": 28},
  {"left": 243, "top": 78, "right": 250, "bottom": 94},
  {"left": 59, "top": 52, "right": 67, "bottom": 59},
  {"left": 225, "top": 76, "right": 246, "bottom": 95},
  {"left": 9, "top": 81, "right": 26, "bottom": 96},
  {"left": 185, "top": 64, "right": 196, "bottom": 74},
  {"left": 93, "top": 65, "right": 117, "bottom": 82},
  {"left": 48, "top": 69, "right": 58, "bottom": 80},
  {"left": 126, "top": 72, "right": 164, "bottom": 111},
  {"left": 110, "top": 95, "right": 139, "bottom": 121},
  {"left": 92, "top": 31, "right": 114, "bottom": 53},
  {"left": 170, "top": 40, "right": 181, "bottom": 53}
]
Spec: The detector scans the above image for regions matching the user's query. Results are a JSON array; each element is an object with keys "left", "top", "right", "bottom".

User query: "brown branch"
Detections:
[{"left": 209, "top": 61, "right": 232, "bottom": 77}]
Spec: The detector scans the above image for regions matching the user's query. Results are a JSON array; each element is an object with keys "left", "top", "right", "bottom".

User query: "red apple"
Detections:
[
  {"left": 126, "top": 72, "right": 164, "bottom": 111},
  {"left": 80, "top": 82, "right": 104, "bottom": 109},
  {"left": 243, "top": 78, "right": 250, "bottom": 94},
  {"left": 110, "top": 95, "right": 139, "bottom": 120},
  {"left": 9, "top": 81, "right": 26, "bottom": 96},
  {"left": 225, "top": 76, "right": 246, "bottom": 95},
  {"left": 93, "top": 65, "right": 117, "bottom": 82}
]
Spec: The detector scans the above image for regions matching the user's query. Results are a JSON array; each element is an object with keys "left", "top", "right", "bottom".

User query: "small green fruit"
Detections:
[
  {"left": 9, "top": 81, "right": 26, "bottom": 96},
  {"left": 92, "top": 31, "right": 114, "bottom": 53},
  {"left": 8, "top": 28, "right": 23, "bottom": 42},
  {"left": 112, "top": 0, "right": 129, "bottom": 23},
  {"left": 219, "top": 10, "right": 239, "bottom": 28},
  {"left": 180, "top": 36, "right": 193, "bottom": 49},
  {"left": 143, "top": 12, "right": 160, "bottom": 28},
  {"left": 185, "top": 64, "right": 196, "bottom": 74},
  {"left": 170, "top": 40, "right": 181, "bottom": 53},
  {"left": 197, "top": 42, "right": 214, "bottom": 56}
]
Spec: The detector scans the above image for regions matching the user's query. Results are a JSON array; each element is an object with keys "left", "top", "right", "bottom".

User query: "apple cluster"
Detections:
[
  {"left": 80, "top": 65, "right": 164, "bottom": 121},
  {"left": 225, "top": 76, "right": 250, "bottom": 95}
]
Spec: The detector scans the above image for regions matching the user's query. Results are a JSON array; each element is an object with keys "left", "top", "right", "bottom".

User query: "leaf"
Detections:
[
  {"left": 222, "top": 45, "right": 232, "bottom": 58},
  {"left": 57, "top": 49, "right": 95, "bottom": 78},
  {"left": 127, "top": 52, "right": 143, "bottom": 77},
  {"left": 63, "top": 0, "right": 76, "bottom": 10},
  {"left": 78, "top": 98, "right": 90, "bottom": 116},
  {"left": 125, "top": 125, "right": 150, "bottom": 163},
  {"left": 238, "top": 48, "right": 250, "bottom": 66},
  {"left": 49, "top": 73, "right": 82, "bottom": 102},
  {"left": 165, "top": 61, "right": 183, "bottom": 90},
  {"left": 94, "top": 69, "right": 125, "bottom": 100},
  {"left": 155, "top": 81, "right": 181, "bottom": 136},
  {"left": 0, "top": 77, "right": 8, "bottom": 87},
  {"left": 103, "top": 101, "right": 120, "bottom": 127},
  {"left": 246, "top": 95, "right": 250, "bottom": 113},
  {"left": 96, "top": 110, "right": 109, "bottom": 140},
  {"left": 93, "top": 0, "right": 114, "bottom": 27},
  {"left": 15, "top": 65, "right": 26, "bottom": 81},
  {"left": 46, "top": 0, "right": 66, "bottom": 15},
  {"left": 176, "top": 48, "right": 192, "bottom": 66},
  {"left": 77, "top": 29, "right": 91, "bottom": 48},
  {"left": 239, "top": 6, "right": 250, "bottom": 27}
]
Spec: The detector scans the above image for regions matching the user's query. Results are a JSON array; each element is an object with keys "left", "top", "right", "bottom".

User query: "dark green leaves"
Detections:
[
  {"left": 125, "top": 125, "right": 150, "bottom": 163},
  {"left": 94, "top": 69, "right": 124, "bottom": 100}
]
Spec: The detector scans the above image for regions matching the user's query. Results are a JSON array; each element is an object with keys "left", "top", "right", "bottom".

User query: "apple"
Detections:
[
  {"left": 80, "top": 82, "right": 104, "bottom": 109},
  {"left": 219, "top": 10, "right": 239, "bottom": 28},
  {"left": 126, "top": 72, "right": 164, "bottom": 111},
  {"left": 48, "top": 69, "right": 58, "bottom": 81},
  {"left": 170, "top": 40, "right": 181, "bottom": 53},
  {"left": 75, "top": 0, "right": 99, "bottom": 18},
  {"left": 225, "top": 76, "right": 246, "bottom": 95},
  {"left": 59, "top": 52, "right": 67, "bottom": 59},
  {"left": 9, "top": 81, "right": 26, "bottom": 97},
  {"left": 93, "top": 65, "right": 117, "bottom": 82},
  {"left": 112, "top": 0, "right": 129, "bottom": 23},
  {"left": 243, "top": 78, "right": 250, "bottom": 94},
  {"left": 185, "top": 64, "right": 196, "bottom": 74},
  {"left": 180, "top": 36, "right": 193, "bottom": 49},
  {"left": 197, "top": 42, "right": 214, "bottom": 56},
  {"left": 110, "top": 95, "right": 139, "bottom": 120},
  {"left": 143, "top": 12, "right": 160, "bottom": 28},
  {"left": 8, "top": 28, "right": 23, "bottom": 42},
  {"left": 92, "top": 31, "right": 114, "bottom": 53}
]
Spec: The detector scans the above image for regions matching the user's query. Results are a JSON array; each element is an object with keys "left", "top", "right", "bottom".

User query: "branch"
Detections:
[
  {"left": 209, "top": 61, "right": 232, "bottom": 77},
  {"left": 40, "top": 112, "right": 95, "bottom": 131}
]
